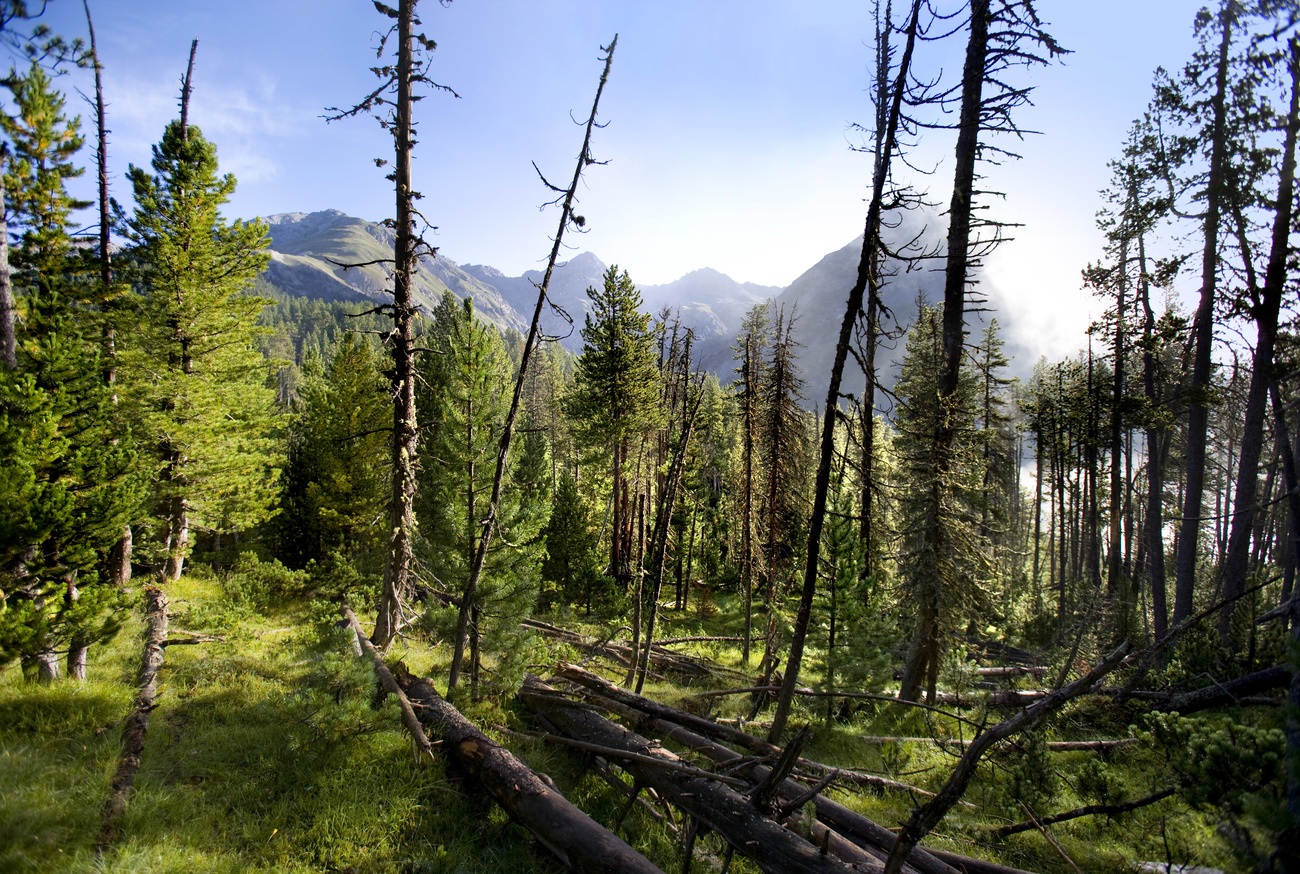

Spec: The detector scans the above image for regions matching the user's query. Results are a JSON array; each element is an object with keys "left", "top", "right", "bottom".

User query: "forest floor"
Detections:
[{"left": 0, "top": 570, "right": 1244, "bottom": 874}]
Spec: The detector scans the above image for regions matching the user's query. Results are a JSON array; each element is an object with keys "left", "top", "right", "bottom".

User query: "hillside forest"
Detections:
[{"left": 3, "top": 1, "right": 1300, "bottom": 873}]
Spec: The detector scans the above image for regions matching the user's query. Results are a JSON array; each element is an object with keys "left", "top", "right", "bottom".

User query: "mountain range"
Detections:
[{"left": 259, "top": 209, "right": 982, "bottom": 403}]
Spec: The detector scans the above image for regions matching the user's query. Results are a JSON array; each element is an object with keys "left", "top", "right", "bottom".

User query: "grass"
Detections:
[{"left": 0, "top": 578, "right": 1260, "bottom": 874}]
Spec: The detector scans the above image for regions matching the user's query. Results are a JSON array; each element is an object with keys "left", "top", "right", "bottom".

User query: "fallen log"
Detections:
[
  {"left": 556, "top": 670, "right": 1043, "bottom": 874},
  {"left": 632, "top": 710, "right": 957, "bottom": 874},
  {"left": 340, "top": 605, "right": 438, "bottom": 762},
  {"left": 989, "top": 787, "right": 1176, "bottom": 839},
  {"left": 655, "top": 635, "right": 747, "bottom": 646},
  {"left": 98, "top": 585, "right": 169, "bottom": 854},
  {"left": 690, "top": 685, "right": 983, "bottom": 728},
  {"left": 523, "top": 618, "right": 746, "bottom": 682},
  {"left": 397, "top": 671, "right": 665, "bottom": 874},
  {"left": 882, "top": 642, "right": 1130, "bottom": 874},
  {"left": 1154, "top": 665, "right": 1290, "bottom": 714},
  {"left": 521, "top": 676, "right": 865, "bottom": 874},
  {"left": 559, "top": 664, "right": 939, "bottom": 795},
  {"left": 854, "top": 737, "right": 1140, "bottom": 753},
  {"left": 974, "top": 666, "right": 1049, "bottom": 678}
]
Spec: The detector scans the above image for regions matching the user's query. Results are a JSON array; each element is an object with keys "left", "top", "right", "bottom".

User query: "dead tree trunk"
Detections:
[
  {"left": 634, "top": 381, "right": 701, "bottom": 693},
  {"left": 401, "top": 674, "right": 663, "bottom": 873},
  {"left": 771, "top": 0, "right": 925, "bottom": 742},
  {"left": 883, "top": 643, "right": 1129, "bottom": 874},
  {"left": 1174, "top": 1, "right": 1235, "bottom": 626},
  {"left": 1218, "top": 36, "right": 1300, "bottom": 643},
  {"left": 98, "top": 586, "right": 168, "bottom": 854},
  {"left": 373, "top": 0, "right": 421, "bottom": 648},
  {"left": 521, "top": 677, "right": 859, "bottom": 874}
]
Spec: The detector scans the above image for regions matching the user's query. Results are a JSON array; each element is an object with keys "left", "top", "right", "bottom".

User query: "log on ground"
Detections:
[
  {"left": 98, "top": 585, "right": 169, "bottom": 853},
  {"left": 521, "top": 676, "right": 868, "bottom": 874},
  {"left": 397, "top": 671, "right": 665, "bottom": 874}
]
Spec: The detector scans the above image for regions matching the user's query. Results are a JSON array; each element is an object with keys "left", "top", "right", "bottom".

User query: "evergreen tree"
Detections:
[
  {"left": 421, "top": 298, "right": 547, "bottom": 699},
  {"left": 542, "top": 469, "right": 600, "bottom": 612},
  {"left": 732, "top": 301, "right": 770, "bottom": 664},
  {"left": 1, "top": 62, "right": 87, "bottom": 284},
  {"left": 565, "top": 265, "right": 660, "bottom": 588},
  {"left": 0, "top": 64, "right": 136, "bottom": 680},
  {"left": 121, "top": 120, "right": 276, "bottom": 582},
  {"left": 894, "top": 302, "right": 991, "bottom": 703},
  {"left": 756, "top": 306, "right": 808, "bottom": 674},
  {"left": 275, "top": 335, "right": 390, "bottom": 573}
]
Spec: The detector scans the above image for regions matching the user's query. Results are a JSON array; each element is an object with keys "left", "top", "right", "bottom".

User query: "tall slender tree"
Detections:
[
  {"left": 898, "top": 0, "right": 1063, "bottom": 703},
  {"left": 122, "top": 93, "right": 276, "bottom": 581},
  {"left": 326, "top": 0, "right": 454, "bottom": 647}
]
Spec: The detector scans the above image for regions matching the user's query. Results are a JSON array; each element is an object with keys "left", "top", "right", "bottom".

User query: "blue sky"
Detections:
[{"left": 29, "top": 0, "right": 1206, "bottom": 362}]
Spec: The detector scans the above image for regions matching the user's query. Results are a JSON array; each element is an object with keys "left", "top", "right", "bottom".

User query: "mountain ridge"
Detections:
[{"left": 255, "top": 209, "right": 1029, "bottom": 401}]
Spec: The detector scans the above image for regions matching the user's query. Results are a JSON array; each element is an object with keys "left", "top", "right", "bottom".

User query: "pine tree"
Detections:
[
  {"left": 275, "top": 335, "right": 390, "bottom": 573},
  {"left": 732, "top": 301, "right": 770, "bottom": 664},
  {"left": 756, "top": 306, "right": 808, "bottom": 676},
  {"left": 894, "top": 302, "right": 990, "bottom": 703},
  {"left": 541, "top": 470, "right": 599, "bottom": 612},
  {"left": 121, "top": 120, "right": 276, "bottom": 582},
  {"left": 565, "top": 265, "right": 660, "bottom": 589},
  {"left": 0, "top": 63, "right": 136, "bottom": 680},
  {"left": 421, "top": 297, "right": 548, "bottom": 699}
]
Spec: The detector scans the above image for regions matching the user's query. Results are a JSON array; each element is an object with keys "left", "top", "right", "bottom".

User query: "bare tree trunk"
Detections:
[
  {"left": 1174, "top": 2, "right": 1234, "bottom": 625},
  {"left": 768, "top": 0, "right": 924, "bottom": 741},
  {"left": 635, "top": 385, "right": 701, "bottom": 692},
  {"left": 98, "top": 587, "right": 168, "bottom": 853},
  {"left": 899, "top": 0, "right": 990, "bottom": 705},
  {"left": 373, "top": 0, "right": 421, "bottom": 648},
  {"left": 1218, "top": 37, "right": 1299, "bottom": 643},
  {"left": 84, "top": 0, "right": 132, "bottom": 611},
  {"left": 1108, "top": 233, "right": 1129, "bottom": 641},
  {"left": 0, "top": 170, "right": 13, "bottom": 371}
]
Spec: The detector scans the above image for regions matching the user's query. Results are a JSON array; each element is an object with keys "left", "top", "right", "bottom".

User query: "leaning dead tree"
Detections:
[
  {"left": 326, "top": 0, "right": 456, "bottom": 648},
  {"left": 446, "top": 35, "right": 618, "bottom": 698},
  {"left": 769, "top": 0, "right": 926, "bottom": 743},
  {"left": 884, "top": 643, "right": 1128, "bottom": 874}
]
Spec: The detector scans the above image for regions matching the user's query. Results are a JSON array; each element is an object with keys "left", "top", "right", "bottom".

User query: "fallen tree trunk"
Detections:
[
  {"left": 853, "top": 737, "right": 1139, "bottom": 752},
  {"left": 519, "top": 617, "right": 747, "bottom": 681},
  {"left": 1154, "top": 665, "right": 1289, "bottom": 714},
  {"left": 551, "top": 667, "right": 1043, "bottom": 874},
  {"left": 634, "top": 710, "right": 956, "bottom": 874},
  {"left": 396, "top": 671, "right": 665, "bottom": 874},
  {"left": 988, "top": 787, "right": 1176, "bottom": 839},
  {"left": 98, "top": 585, "right": 169, "bottom": 853},
  {"left": 883, "top": 642, "right": 1130, "bottom": 874},
  {"left": 559, "top": 664, "right": 937, "bottom": 795},
  {"left": 340, "top": 605, "right": 438, "bottom": 762},
  {"left": 521, "top": 676, "right": 867, "bottom": 874}
]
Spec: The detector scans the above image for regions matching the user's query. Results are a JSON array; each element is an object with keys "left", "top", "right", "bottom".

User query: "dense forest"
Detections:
[{"left": 3, "top": 0, "right": 1300, "bottom": 872}]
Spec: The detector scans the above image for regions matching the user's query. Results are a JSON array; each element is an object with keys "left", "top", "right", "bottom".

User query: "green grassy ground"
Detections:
[{"left": 0, "top": 578, "right": 1247, "bottom": 874}]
